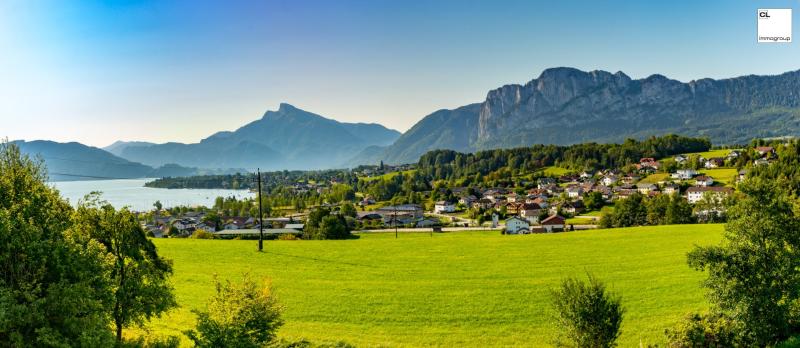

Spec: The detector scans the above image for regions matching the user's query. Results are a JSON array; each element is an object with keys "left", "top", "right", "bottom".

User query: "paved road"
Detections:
[{"left": 355, "top": 224, "right": 598, "bottom": 233}]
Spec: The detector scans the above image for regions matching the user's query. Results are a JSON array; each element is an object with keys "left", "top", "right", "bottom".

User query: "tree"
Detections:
[
  {"left": 0, "top": 142, "right": 115, "bottom": 346},
  {"left": 551, "top": 274, "right": 624, "bottom": 348},
  {"left": 599, "top": 193, "right": 647, "bottom": 228},
  {"left": 153, "top": 200, "right": 163, "bottom": 211},
  {"left": 185, "top": 274, "right": 283, "bottom": 348},
  {"left": 71, "top": 194, "right": 177, "bottom": 342},
  {"left": 583, "top": 191, "right": 605, "bottom": 211},
  {"left": 687, "top": 179, "right": 800, "bottom": 345},
  {"left": 339, "top": 202, "right": 357, "bottom": 218},
  {"left": 665, "top": 193, "right": 694, "bottom": 224}
]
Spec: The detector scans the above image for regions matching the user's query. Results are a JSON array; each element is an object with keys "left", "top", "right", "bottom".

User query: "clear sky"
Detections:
[{"left": 1, "top": 0, "right": 798, "bottom": 147}]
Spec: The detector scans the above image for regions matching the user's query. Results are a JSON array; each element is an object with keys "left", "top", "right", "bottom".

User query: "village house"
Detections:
[
  {"left": 726, "top": 150, "right": 741, "bottom": 159},
  {"left": 754, "top": 158, "right": 770, "bottom": 166},
  {"left": 674, "top": 154, "right": 688, "bottom": 164},
  {"left": 541, "top": 215, "right": 566, "bottom": 232},
  {"left": 638, "top": 157, "right": 660, "bottom": 170},
  {"left": 704, "top": 157, "right": 724, "bottom": 168},
  {"left": 472, "top": 198, "right": 494, "bottom": 210},
  {"left": 561, "top": 201, "right": 584, "bottom": 215},
  {"left": 694, "top": 175, "right": 714, "bottom": 187},
  {"left": 621, "top": 175, "right": 640, "bottom": 185},
  {"left": 506, "top": 192, "right": 519, "bottom": 203},
  {"left": 601, "top": 174, "right": 618, "bottom": 186},
  {"left": 636, "top": 183, "right": 657, "bottom": 195},
  {"left": 434, "top": 201, "right": 456, "bottom": 214},
  {"left": 756, "top": 146, "right": 775, "bottom": 156},
  {"left": 566, "top": 186, "right": 583, "bottom": 198},
  {"left": 672, "top": 169, "right": 698, "bottom": 180},
  {"left": 686, "top": 186, "right": 733, "bottom": 204},
  {"left": 519, "top": 203, "right": 543, "bottom": 223},
  {"left": 663, "top": 183, "right": 679, "bottom": 196},
  {"left": 459, "top": 195, "right": 477, "bottom": 206},
  {"left": 505, "top": 216, "right": 530, "bottom": 234}
]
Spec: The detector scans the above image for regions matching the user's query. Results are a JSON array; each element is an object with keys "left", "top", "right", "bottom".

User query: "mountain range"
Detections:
[
  {"left": 108, "top": 103, "right": 401, "bottom": 171},
  {"left": 11, "top": 140, "right": 206, "bottom": 181},
  {"left": 12, "top": 67, "right": 800, "bottom": 180},
  {"left": 352, "top": 67, "right": 800, "bottom": 164}
]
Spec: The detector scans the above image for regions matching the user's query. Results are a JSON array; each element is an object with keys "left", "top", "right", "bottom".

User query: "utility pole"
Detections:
[
  {"left": 394, "top": 204, "right": 398, "bottom": 239},
  {"left": 257, "top": 168, "right": 264, "bottom": 252}
]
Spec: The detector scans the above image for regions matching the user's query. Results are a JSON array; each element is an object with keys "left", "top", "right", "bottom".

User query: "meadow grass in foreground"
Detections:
[{"left": 141, "top": 224, "right": 723, "bottom": 347}]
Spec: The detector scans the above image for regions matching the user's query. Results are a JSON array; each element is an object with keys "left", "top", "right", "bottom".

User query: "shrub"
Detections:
[
  {"left": 551, "top": 274, "right": 624, "bottom": 348},
  {"left": 268, "top": 338, "right": 355, "bottom": 348},
  {"left": 278, "top": 233, "right": 299, "bottom": 240},
  {"left": 185, "top": 273, "right": 283, "bottom": 348},
  {"left": 191, "top": 230, "right": 215, "bottom": 239},
  {"left": 664, "top": 312, "right": 738, "bottom": 348}
]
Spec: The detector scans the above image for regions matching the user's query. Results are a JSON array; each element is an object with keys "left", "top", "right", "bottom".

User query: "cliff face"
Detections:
[{"left": 474, "top": 68, "right": 800, "bottom": 148}]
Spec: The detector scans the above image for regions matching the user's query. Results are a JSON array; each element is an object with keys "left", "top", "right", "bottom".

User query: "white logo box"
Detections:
[{"left": 757, "top": 8, "right": 792, "bottom": 43}]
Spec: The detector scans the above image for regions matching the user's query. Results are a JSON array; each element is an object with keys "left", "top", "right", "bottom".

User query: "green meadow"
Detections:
[{"left": 142, "top": 225, "right": 723, "bottom": 347}]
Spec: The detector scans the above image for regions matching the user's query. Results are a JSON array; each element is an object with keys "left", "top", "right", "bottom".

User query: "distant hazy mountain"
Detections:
[
  {"left": 350, "top": 67, "right": 800, "bottom": 165},
  {"left": 115, "top": 103, "right": 401, "bottom": 170},
  {"left": 346, "top": 103, "right": 481, "bottom": 165},
  {"left": 12, "top": 140, "right": 217, "bottom": 181},
  {"left": 103, "top": 141, "right": 156, "bottom": 157},
  {"left": 13, "top": 140, "right": 154, "bottom": 181}
]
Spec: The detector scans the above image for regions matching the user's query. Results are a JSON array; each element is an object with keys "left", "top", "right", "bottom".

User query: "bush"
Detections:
[
  {"left": 191, "top": 230, "right": 215, "bottom": 239},
  {"left": 119, "top": 335, "right": 181, "bottom": 348},
  {"left": 664, "top": 313, "right": 738, "bottom": 348},
  {"left": 278, "top": 233, "right": 299, "bottom": 240},
  {"left": 551, "top": 274, "right": 624, "bottom": 348},
  {"left": 268, "top": 338, "right": 355, "bottom": 348},
  {"left": 185, "top": 273, "right": 283, "bottom": 348}
]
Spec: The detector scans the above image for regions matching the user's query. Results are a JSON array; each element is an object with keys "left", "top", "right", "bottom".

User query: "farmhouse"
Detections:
[
  {"left": 663, "top": 183, "right": 679, "bottom": 196},
  {"left": 434, "top": 201, "right": 456, "bottom": 213},
  {"left": 505, "top": 217, "right": 530, "bottom": 234},
  {"left": 756, "top": 146, "right": 775, "bottom": 156},
  {"left": 686, "top": 186, "right": 733, "bottom": 204},
  {"left": 636, "top": 183, "right": 657, "bottom": 195},
  {"left": 705, "top": 157, "right": 724, "bottom": 168},
  {"left": 672, "top": 169, "right": 698, "bottom": 180},
  {"left": 565, "top": 186, "right": 583, "bottom": 198},
  {"left": 694, "top": 175, "right": 714, "bottom": 187},
  {"left": 541, "top": 215, "right": 566, "bottom": 233},
  {"left": 519, "top": 203, "right": 542, "bottom": 223}
]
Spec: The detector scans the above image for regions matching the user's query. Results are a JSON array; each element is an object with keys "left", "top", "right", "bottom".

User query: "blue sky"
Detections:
[{"left": 1, "top": 0, "right": 798, "bottom": 147}]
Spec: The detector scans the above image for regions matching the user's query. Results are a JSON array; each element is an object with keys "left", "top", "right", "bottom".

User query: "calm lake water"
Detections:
[{"left": 49, "top": 178, "right": 255, "bottom": 211}]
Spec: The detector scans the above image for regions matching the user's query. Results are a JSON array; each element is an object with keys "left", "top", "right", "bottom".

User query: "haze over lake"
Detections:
[{"left": 49, "top": 178, "right": 255, "bottom": 211}]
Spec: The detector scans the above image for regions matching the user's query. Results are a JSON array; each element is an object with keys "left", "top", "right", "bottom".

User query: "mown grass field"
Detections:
[
  {"left": 541, "top": 166, "right": 572, "bottom": 176},
  {"left": 681, "top": 149, "right": 737, "bottom": 159},
  {"left": 360, "top": 170, "right": 417, "bottom": 182},
  {"left": 140, "top": 225, "right": 723, "bottom": 347},
  {"left": 639, "top": 173, "right": 670, "bottom": 184},
  {"left": 698, "top": 168, "right": 739, "bottom": 185}
]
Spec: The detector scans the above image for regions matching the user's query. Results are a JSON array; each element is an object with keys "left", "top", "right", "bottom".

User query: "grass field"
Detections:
[
  {"left": 639, "top": 173, "right": 670, "bottom": 184},
  {"left": 565, "top": 217, "right": 596, "bottom": 225},
  {"left": 698, "top": 168, "right": 739, "bottom": 185},
  {"left": 541, "top": 166, "right": 571, "bottom": 176},
  {"left": 140, "top": 225, "right": 723, "bottom": 347},
  {"left": 681, "top": 149, "right": 737, "bottom": 159},
  {"left": 360, "top": 170, "right": 417, "bottom": 182}
]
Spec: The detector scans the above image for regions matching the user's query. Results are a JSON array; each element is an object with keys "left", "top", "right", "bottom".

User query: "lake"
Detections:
[{"left": 49, "top": 178, "right": 255, "bottom": 211}]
